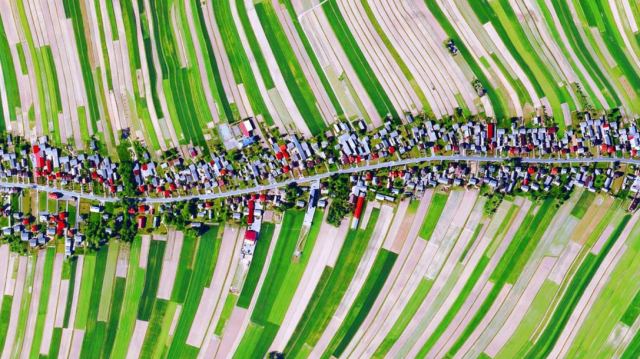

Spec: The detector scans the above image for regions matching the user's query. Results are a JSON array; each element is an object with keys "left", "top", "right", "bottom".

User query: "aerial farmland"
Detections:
[{"left": 0, "top": 0, "right": 639, "bottom": 358}]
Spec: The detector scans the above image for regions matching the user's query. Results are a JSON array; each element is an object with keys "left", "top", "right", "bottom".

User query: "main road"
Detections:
[{"left": 0, "top": 155, "right": 636, "bottom": 204}]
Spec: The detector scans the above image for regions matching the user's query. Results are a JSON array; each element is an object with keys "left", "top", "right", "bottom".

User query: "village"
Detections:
[{"left": 0, "top": 112, "right": 637, "bottom": 257}]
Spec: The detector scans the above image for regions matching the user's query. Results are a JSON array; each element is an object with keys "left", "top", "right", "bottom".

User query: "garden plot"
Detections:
[
  {"left": 551, "top": 212, "right": 640, "bottom": 358},
  {"left": 270, "top": 208, "right": 349, "bottom": 351},
  {"left": 298, "top": 3, "right": 383, "bottom": 124},
  {"left": 389, "top": 198, "right": 530, "bottom": 357},
  {"left": 241, "top": 0, "right": 313, "bottom": 136},
  {"left": 40, "top": 253, "right": 64, "bottom": 355},
  {"left": 156, "top": 230, "right": 183, "bottom": 300},
  {"left": 2, "top": 256, "right": 26, "bottom": 358},
  {"left": 310, "top": 205, "right": 394, "bottom": 355},
  {"left": 271, "top": 0, "right": 337, "bottom": 122},
  {"left": 187, "top": 225, "right": 242, "bottom": 348},
  {"left": 370, "top": 0, "right": 476, "bottom": 117},
  {"left": 346, "top": 193, "right": 483, "bottom": 358},
  {"left": 214, "top": 222, "right": 282, "bottom": 358},
  {"left": 430, "top": 0, "right": 525, "bottom": 117},
  {"left": 336, "top": 0, "right": 421, "bottom": 113}
]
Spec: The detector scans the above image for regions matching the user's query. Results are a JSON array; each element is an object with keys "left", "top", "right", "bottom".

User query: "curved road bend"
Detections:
[{"left": 0, "top": 155, "right": 637, "bottom": 204}]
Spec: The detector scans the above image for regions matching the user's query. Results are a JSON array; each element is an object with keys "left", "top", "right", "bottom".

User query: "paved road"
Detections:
[{"left": 0, "top": 155, "right": 636, "bottom": 204}]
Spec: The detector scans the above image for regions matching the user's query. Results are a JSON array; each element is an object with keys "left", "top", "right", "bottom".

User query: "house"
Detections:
[{"left": 137, "top": 216, "right": 146, "bottom": 229}]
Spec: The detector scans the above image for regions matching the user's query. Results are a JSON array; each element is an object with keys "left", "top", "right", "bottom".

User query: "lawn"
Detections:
[{"left": 284, "top": 208, "right": 381, "bottom": 357}]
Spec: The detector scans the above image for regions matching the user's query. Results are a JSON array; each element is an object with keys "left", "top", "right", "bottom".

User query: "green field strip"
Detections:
[
  {"left": 496, "top": 280, "right": 559, "bottom": 358},
  {"left": 62, "top": 260, "right": 77, "bottom": 327},
  {"left": 324, "top": 249, "right": 398, "bottom": 357},
  {"left": 12, "top": 256, "right": 35, "bottom": 356},
  {"left": 175, "top": 0, "right": 224, "bottom": 127},
  {"left": 215, "top": 293, "right": 237, "bottom": 336},
  {"left": 622, "top": 328, "right": 640, "bottom": 359},
  {"left": 234, "top": 0, "right": 274, "bottom": 89},
  {"left": 29, "top": 248, "right": 55, "bottom": 359},
  {"left": 92, "top": 0, "right": 114, "bottom": 91},
  {"left": 358, "top": 1, "right": 430, "bottom": 111},
  {"left": 418, "top": 192, "right": 448, "bottom": 240},
  {"left": 79, "top": 247, "right": 109, "bottom": 358},
  {"left": 97, "top": 241, "right": 120, "bottom": 321},
  {"left": 284, "top": 208, "right": 381, "bottom": 357},
  {"left": 171, "top": 232, "right": 198, "bottom": 303},
  {"left": 110, "top": 239, "right": 146, "bottom": 358},
  {"left": 46, "top": 327, "right": 63, "bottom": 359},
  {"left": 581, "top": 1, "right": 640, "bottom": 98},
  {"left": 192, "top": 0, "right": 234, "bottom": 122},
  {"left": 118, "top": 0, "right": 162, "bottom": 151},
  {"left": 139, "top": 299, "right": 169, "bottom": 358},
  {"left": 140, "top": 300, "right": 177, "bottom": 358},
  {"left": 137, "top": 239, "right": 166, "bottom": 320},
  {"left": 525, "top": 213, "right": 632, "bottom": 358},
  {"left": 570, "top": 190, "right": 596, "bottom": 219},
  {"left": 15, "top": 0, "right": 52, "bottom": 137},
  {"left": 0, "top": 295, "right": 13, "bottom": 351},
  {"left": 233, "top": 210, "right": 313, "bottom": 359},
  {"left": 533, "top": 0, "right": 605, "bottom": 109},
  {"left": 101, "top": 277, "right": 126, "bottom": 359},
  {"left": 374, "top": 278, "right": 434, "bottom": 357},
  {"left": 211, "top": 0, "right": 273, "bottom": 125},
  {"left": 470, "top": 0, "right": 573, "bottom": 125},
  {"left": 322, "top": 0, "right": 398, "bottom": 120},
  {"left": 443, "top": 198, "right": 557, "bottom": 357},
  {"left": 281, "top": 0, "right": 344, "bottom": 118},
  {"left": 562, "top": 221, "right": 640, "bottom": 358},
  {"left": 254, "top": 1, "right": 326, "bottom": 135},
  {"left": 622, "top": 290, "right": 640, "bottom": 327},
  {"left": 105, "top": 0, "right": 119, "bottom": 41},
  {"left": 64, "top": 0, "right": 101, "bottom": 131},
  {"left": 166, "top": 226, "right": 221, "bottom": 358},
  {"left": 74, "top": 254, "right": 97, "bottom": 330},
  {"left": 237, "top": 222, "right": 275, "bottom": 308},
  {"left": 553, "top": 0, "right": 632, "bottom": 111},
  {"left": 15, "top": 43, "right": 27, "bottom": 75},
  {"left": 489, "top": 53, "right": 533, "bottom": 106},
  {"left": 0, "top": 17, "right": 20, "bottom": 125},
  {"left": 146, "top": 0, "right": 210, "bottom": 146},
  {"left": 425, "top": 0, "right": 508, "bottom": 122},
  {"left": 137, "top": 3, "right": 165, "bottom": 119}
]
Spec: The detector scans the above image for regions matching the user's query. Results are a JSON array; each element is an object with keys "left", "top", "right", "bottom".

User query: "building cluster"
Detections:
[
  {"left": 0, "top": 206, "right": 81, "bottom": 255},
  {"left": 31, "top": 137, "right": 121, "bottom": 193}
]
